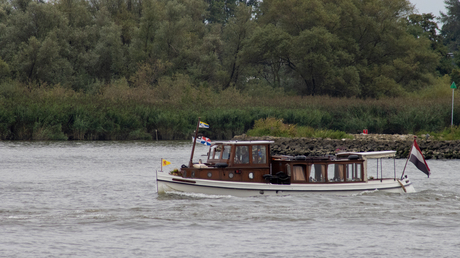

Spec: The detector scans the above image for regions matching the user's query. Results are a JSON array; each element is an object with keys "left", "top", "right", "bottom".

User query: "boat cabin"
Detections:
[{"left": 178, "top": 141, "right": 394, "bottom": 185}]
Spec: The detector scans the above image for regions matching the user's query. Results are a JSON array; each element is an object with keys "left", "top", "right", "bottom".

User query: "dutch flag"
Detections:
[{"left": 409, "top": 139, "right": 430, "bottom": 177}]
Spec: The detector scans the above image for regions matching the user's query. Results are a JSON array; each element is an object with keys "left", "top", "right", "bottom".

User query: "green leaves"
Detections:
[
  {"left": 0, "top": 0, "right": 445, "bottom": 98},
  {"left": 250, "top": 0, "right": 440, "bottom": 97}
]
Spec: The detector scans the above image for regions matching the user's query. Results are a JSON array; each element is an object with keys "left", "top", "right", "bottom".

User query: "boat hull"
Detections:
[{"left": 156, "top": 172, "right": 415, "bottom": 197}]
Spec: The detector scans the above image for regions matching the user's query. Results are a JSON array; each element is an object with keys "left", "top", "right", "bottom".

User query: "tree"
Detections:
[
  {"left": 1, "top": 1, "right": 73, "bottom": 85},
  {"left": 220, "top": 3, "right": 254, "bottom": 89},
  {"left": 441, "top": 0, "right": 460, "bottom": 52},
  {"left": 93, "top": 16, "right": 125, "bottom": 82},
  {"left": 253, "top": 0, "right": 439, "bottom": 98},
  {"left": 205, "top": 0, "right": 257, "bottom": 24},
  {"left": 239, "top": 24, "right": 290, "bottom": 88},
  {"left": 408, "top": 13, "right": 453, "bottom": 76},
  {"left": 0, "top": 57, "right": 11, "bottom": 82}
]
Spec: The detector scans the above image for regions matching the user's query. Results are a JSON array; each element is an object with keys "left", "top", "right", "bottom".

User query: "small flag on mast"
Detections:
[
  {"left": 192, "top": 136, "right": 212, "bottom": 146},
  {"left": 200, "top": 136, "right": 211, "bottom": 146},
  {"left": 409, "top": 139, "right": 430, "bottom": 177},
  {"left": 162, "top": 159, "right": 171, "bottom": 166},
  {"left": 199, "top": 121, "right": 210, "bottom": 128}
]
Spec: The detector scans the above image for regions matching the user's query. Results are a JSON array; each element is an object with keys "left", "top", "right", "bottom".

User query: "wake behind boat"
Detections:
[{"left": 156, "top": 119, "right": 429, "bottom": 197}]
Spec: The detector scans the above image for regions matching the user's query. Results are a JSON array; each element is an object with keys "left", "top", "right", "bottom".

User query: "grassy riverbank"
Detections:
[{"left": 1, "top": 78, "right": 460, "bottom": 140}]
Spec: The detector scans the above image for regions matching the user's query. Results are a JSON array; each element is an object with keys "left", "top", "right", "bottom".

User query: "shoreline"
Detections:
[{"left": 232, "top": 134, "right": 460, "bottom": 159}]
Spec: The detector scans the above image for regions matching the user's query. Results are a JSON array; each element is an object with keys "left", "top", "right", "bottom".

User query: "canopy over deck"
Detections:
[
  {"left": 337, "top": 150, "right": 396, "bottom": 159},
  {"left": 211, "top": 140, "right": 275, "bottom": 145}
]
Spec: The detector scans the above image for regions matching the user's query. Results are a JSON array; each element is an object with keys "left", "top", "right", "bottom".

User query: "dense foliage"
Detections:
[
  {"left": 0, "top": 80, "right": 459, "bottom": 140},
  {"left": 1, "top": 0, "right": 460, "bottom": 140},
  {"left": 0, "top": 0, "right": 454, "bottom": 98}
]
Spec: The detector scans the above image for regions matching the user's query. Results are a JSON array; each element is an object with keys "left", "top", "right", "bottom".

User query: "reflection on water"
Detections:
[{"left": 0, "top": 141, "right": 459, "bottom": 257}]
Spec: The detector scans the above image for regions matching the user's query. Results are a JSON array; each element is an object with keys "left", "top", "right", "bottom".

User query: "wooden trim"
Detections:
[{"left": 172, "top": 178, "right": 196, "bottom": 184}]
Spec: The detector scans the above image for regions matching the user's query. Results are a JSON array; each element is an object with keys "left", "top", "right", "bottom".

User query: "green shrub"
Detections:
[
  {"left": 247, "top": 117, "right": 353, "bottom": 139},
  {"left": 247, "top": 117, "right": 297, "bottom": 137}
]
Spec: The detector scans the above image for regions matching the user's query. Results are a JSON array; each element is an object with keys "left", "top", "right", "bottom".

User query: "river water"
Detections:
[{"left": 0, "top": 141, "right": 459, "bottom": 257}]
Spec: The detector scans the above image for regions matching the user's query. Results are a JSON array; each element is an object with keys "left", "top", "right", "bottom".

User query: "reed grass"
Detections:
[{"left": 1, "top": 77, "right": 460, "bottom": 140}]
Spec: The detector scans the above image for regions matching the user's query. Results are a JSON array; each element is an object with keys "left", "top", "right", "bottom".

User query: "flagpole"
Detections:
[
  {"left": 189, "top": 117, "right": 201, "bottom": 168},
  {"left": 401, "top": 137, "right": 415, "bottom": 179},
  {"left": 451, "top": 82, "right": 457, "bottom": 127},
  {"left": 452, "top": 88, "right": 454, "bottom": 127}
]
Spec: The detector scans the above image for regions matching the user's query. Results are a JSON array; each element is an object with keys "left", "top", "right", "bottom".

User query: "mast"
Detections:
[{"left": 189, "top": 117, "right": 201, "bottom": 167}]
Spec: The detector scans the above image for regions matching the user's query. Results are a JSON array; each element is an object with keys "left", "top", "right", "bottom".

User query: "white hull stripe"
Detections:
[{"left": 157, "top": 179, "right": 410, "bottom": 193}]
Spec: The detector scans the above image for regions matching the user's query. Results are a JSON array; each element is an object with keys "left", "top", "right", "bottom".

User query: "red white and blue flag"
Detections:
[
  {"left": 200, "top": 136, "right": 211, "bottom": 146},
  {"left": 409, "top": 139, "right": 430, "bottom": 177},
  {"left": 192, "top": 136, "right": 212, "bottom": 146}
]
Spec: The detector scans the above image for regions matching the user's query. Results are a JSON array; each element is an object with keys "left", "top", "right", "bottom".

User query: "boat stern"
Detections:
[{"left": 398, "top": 176, "right": 416, "bottom": 193}]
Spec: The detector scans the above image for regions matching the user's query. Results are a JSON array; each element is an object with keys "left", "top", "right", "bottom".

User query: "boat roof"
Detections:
[
  {"left": 336, "top": 150, "right": 396, "bottom": 159},
  {"left": 211, "top": 140, "right": 275, "bottom": 145}
]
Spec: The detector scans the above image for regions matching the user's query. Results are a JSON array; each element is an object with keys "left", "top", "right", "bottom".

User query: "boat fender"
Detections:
[
  {"left": 275, "top": 171, "right": 290, "bottom": 180},
  {"left": 263, "top": 174, "right": 273, "bottom": 181},
  {"left": 348, "top": 155, "right": 359, "bottom": 160},
  {"left": 397, "top": 179, "right": 407, "bottom": 193}
]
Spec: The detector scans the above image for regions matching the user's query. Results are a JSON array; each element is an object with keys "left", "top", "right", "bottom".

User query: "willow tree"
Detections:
[
  {"left": 0, "top": 1, "right": 73, "bottom": 85},
  {"left": 220, "top": 3, "right": 255, "bottom": 89},
  {"left": 408, "top": 13, "right": 452, "bottom": 76},
  {"left": 441, "top": 0, "right": 460, "bottom": 52},
  {"left": 250, "top": 0, "right": 439, "bottom": 98}
]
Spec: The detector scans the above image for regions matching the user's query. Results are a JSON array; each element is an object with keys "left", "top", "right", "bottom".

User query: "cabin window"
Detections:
[
  {"left": 213, "top": 145, "right": 222, "bottom": 159},
  {"left": 249, "top": 172, "right": 254, "bottom": 179},
  {"left": 191, "top": 171, "right": 195, "bottom": 178},
  {"left": 328, "top": 164, "right": 345, "bottom": 182},
  {"left": 252, "top": 145, "right": 267, "bottom": 164},
  {"left": 207, "top": 172, "right": 212, "bottom": 178},
  {"left": 346, "top": 163, "right": 362, "bottom": 182},
  {"left": 222, "top": 145, "right": 231, "bottom": 160},
  {"left": 234, "top": 145, "right": 250, "bottom": 164},
  {"left": 292, "top": 165, "right": 306, "bottom": 181},
  {"left": 208, "top": 145, "right": 214, "bottom": 159},
  {"left": 229, "top": 172, "right": 234, "bottom": 179},
  {"left": 309, "top": 164, "right": 326, "bottom": 182},
  {"left": 285, "top": 164, "right": 291, "bottom": 177}
]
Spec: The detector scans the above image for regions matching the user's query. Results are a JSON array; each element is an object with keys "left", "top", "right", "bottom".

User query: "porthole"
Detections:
[
  {"left": 249, "top": 172, "right": 254, "bottom": 179},
  {"left": 207, "top": 172, "right": 212, "bottom": 178},
  {"left": 229, "top": 172, "right": 234, "bottom": 179}
]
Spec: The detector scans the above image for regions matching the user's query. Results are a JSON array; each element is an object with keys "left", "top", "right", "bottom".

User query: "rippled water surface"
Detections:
[{"left": 1, "top": 141, "right": 459, "bottom": 257}]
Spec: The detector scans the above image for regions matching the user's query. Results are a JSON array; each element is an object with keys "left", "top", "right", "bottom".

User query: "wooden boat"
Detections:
[{"left": 156, "top": 140, "right": 415, "bottom": 197}]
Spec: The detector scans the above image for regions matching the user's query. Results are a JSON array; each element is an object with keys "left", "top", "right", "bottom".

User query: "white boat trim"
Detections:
[
  {"left": 337, "top": 150, "right": 396, "bottom": 159},
  {"left": 157, "top": 172, "right": 415, "bottom": 197}
]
